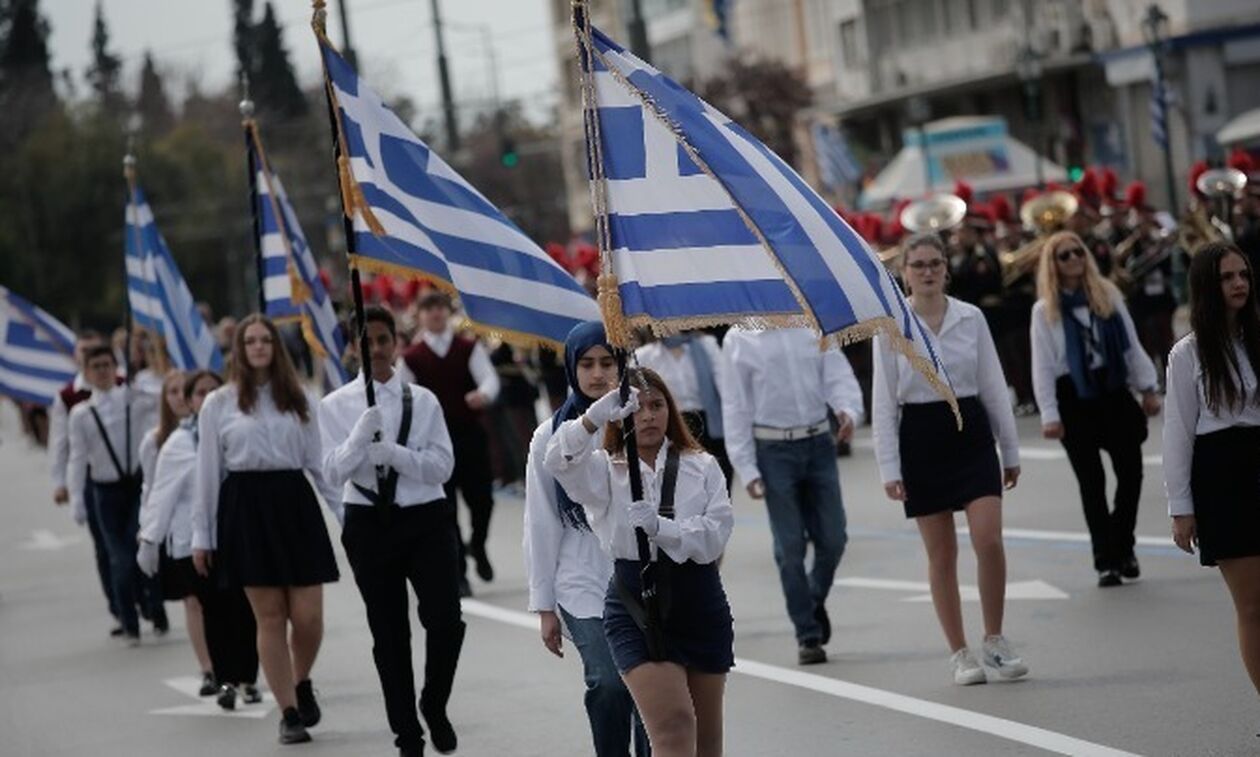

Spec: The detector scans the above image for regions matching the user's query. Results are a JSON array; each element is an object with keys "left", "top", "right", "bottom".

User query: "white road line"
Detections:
[
  {"left": 979, "top": 527, "right": 1171, "bottom": 548},
  {"left": 850, "top": 438, "right": 1162, "bottom": 466},
  {"left": 460, "top": 600, "right": 1141, "bottom": 757}
]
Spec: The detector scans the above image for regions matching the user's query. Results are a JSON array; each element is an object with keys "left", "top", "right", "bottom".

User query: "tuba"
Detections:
[
  {"left": 1001, "top": 191, "right": 1079, "bottom": 285},
  {"left": 899, "top": 194, "right": 967, "bottom": 234},
  {"left": 1195, "top": 167, "right": 1247, "bottom": 242}
]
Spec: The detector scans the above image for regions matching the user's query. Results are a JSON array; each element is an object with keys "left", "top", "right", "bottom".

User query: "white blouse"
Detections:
[
  {"left": 872, "top": 297, "right": 1020, "bottom": 484},
  {"left": 522, "top": 421, "right": 615, "bottom": 619},
  {"left": 1163, "top": 334, "right": 1260, "bottom": 516},
  {"left": 192, "top": 383, "right": 340, "bottom": 550},
  {"left": 1030, "top": 290, "right": 1159, "bottom": 426},
  {"left": 139, "top": 423, "right": 198, "bottom": 559},
  {"left": 544, "top": 420, "right": 732, "bottom": 564},
  {"left": 138, "top": 428, "right": 160, "bottom": 510}
]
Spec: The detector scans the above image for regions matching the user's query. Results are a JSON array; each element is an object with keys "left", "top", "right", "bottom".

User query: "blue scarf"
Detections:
[
  {"left": 1060, "top": 288, "right": 1129, "bottom": 399},
  {"left": 550, "top": 321, "right": 611, "bottom": 530},
  {"left": 661, "top": 334, "right": 723, "bottom": 438}
]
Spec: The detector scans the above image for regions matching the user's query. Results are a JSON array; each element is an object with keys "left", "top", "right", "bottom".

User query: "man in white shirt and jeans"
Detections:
[{"left": 722, "top": 327, "right": 864, "bottom": 665}]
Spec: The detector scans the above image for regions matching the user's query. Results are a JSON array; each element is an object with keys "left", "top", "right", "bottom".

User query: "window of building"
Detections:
[
  {"left": 965, "top": 0, "right": 978, "bottom": 30},
  {"left": 839, "top": 19, "right": 862, "bottom": 67}
]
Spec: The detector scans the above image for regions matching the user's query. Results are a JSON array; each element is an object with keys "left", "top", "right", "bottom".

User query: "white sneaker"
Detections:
[
  {"left": 950, "top": 647, "right": 986, "bottom": 686},
  {"left": 981, "top": 634, "right": 1029, "bottom": 680}
]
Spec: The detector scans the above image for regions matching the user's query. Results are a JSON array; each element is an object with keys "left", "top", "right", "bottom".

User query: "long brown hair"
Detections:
[
  {"left": 1035, "top": 230, "right": 1119, "bottom": 322},
  {"left": 602, "top": 367, "right": 703, "bottom": 458},
  {"left": 230, "top": 314, "right": 310, "bottom": 422},
  {"left": 154, "top": 370, "right": 186, "bottom": 450},
  {"left": 1189, "top": 242, "right": 1260, "bottom": 414}
]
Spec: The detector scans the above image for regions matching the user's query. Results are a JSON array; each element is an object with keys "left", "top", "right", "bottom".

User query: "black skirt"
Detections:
[
  {"left": 604, "top": 557, "right": 733, "bottom": 675},
  {"left": 159, "top": 551, "right": 197, "bottom": 601},
  {"left": 217, "top": 470, "right": 339, "bottom": 588},
  {"left": 1191, "top": 426, "right": 1260, "bottom": 567},
  {"left": 899, "top": 396, "right": 1003, "bottom": 519}
]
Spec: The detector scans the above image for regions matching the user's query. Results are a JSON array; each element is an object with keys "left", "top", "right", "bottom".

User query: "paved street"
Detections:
[{"left": 0, "top": 402, "right": 1254, "bottom": 757}]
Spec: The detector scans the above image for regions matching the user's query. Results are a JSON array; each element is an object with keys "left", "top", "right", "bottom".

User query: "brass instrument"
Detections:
[
  {"left": 1195, "top": 167, "right": 1247, "bottom": 242},
  {"left": 899, "top": 194, "right": 967, "bottom": 233},
  {"left": 1000, "top": 191, "right": 1080, "bottom": 285}
]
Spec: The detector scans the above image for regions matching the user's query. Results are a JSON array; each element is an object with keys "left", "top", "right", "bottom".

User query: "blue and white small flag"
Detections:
[
  {"left": 125, "top": 184, "right": 224, "bottom": 371},
  {"left": 1149, "top": 71, "right": 1168, "bottom": 150},
  {"left": 317, "top": 36, "right": 600, "bottom": 349},
  {"left": 573, "top": 8, "right": 951, "bottom": 401},
  {"left": 811, "top": 122, "right": 861, "bottom": 190},
  {"left": 0, "top": 286, "right": 77, "bottom": 406},
  {"left": 249, "top": 132, "right": 349, "bottom": 388}
]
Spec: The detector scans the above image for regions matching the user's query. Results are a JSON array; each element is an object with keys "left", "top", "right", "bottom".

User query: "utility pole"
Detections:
[
  {"left": 337, "top": 0, "right": 358, "bottom": 69},
  {"left": 430, "top": 0, "right": 459, "bottom": 152}
]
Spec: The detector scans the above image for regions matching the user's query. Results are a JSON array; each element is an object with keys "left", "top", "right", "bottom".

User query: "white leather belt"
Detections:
[{"left": 752, "top": 421, "right": 829, "bottom": 441}]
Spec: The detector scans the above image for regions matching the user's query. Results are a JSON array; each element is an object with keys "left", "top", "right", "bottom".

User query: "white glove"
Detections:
[
  {"left": 136, "top": 540, "right": 160, "bottom": 578},
  {"left": 350, "top": 406, "right": 384, "bottom": 446},
  {"left": 627, "top": 499, "right": 660, "bottom": 537},
  {"left": 366, "top": 440, "right": 393, "bottom": 467},
  {"left": 584, "top": 387, "right": 639, "bottom": 429}
]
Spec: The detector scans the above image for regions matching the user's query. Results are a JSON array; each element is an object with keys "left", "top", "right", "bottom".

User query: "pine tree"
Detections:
[
  {"left": 251, "top": 2, "right": 307, "bottom": 120},
  {"left": 231, "top": 0, "right": 255, "bottom": 82},
  {"left": 136, "top": 51, "right": 174, "bottom": 136},
  {"left": 84, "top": 0, "right": 123, "bottom": 115},
  {"left": 0, "top": 0, "right": 58, "bottom": 141}
]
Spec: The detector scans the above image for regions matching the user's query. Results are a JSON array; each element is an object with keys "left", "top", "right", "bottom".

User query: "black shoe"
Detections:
[
  {"left": 421, "top": 705, "right": 457, "bottom": 754},
  {"left": 217, "top": 684, "right": 237, "bottom": 711},
  {"left": 242, "top": 683, "right": 263, "bottom": 704},
  {"left": 399, "top": 742, "right": 425, "bottom": 757},
  {"left": 457, "top": 576, "right": 473, "bottom": 598},
  {"left": 108, "top": 625, "right": 125, "bottom": 638},
  {"left": 295, "top": 679, "right": 321, "bottom": 728},
  {"left": 1097, "top": 569, "right": 1122, "bottom": 588},
  {"left": 470, "top": 544, "right": 494, "bottom": 583},
  {"left": 814, "top": 602, "right": 832, "bottom": 646},
  {"left": 798, "top": 641, "right": 827, "bottom": 665},
  {"left": 279, "top": 707, "right": 312, "bottom": 745},
  {"left": 1120, "top": 555, "right": 1141, "bottom": 580},
  {"left": 198, "top": 671, "right": 218, "bottom": 697}
]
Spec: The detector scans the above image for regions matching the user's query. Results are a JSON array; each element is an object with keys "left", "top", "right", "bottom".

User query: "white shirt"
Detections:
[
  {"left": 544, "top": 421, "right": 733, "bottom": 564},
  {"left": 67, "top": 385, "right": 158, "bottom": 522},
  {"left": 319, "top": 372, "right": 455, "bottom": 508},
  {"left": 720, "top": 327, "right": 865, "bottom": 486},
  {"left": 397, "top": 327, "right": 500, "bottom": 401},
  {"left": 138, "top": 428, "right": 160, "bottom": 510},
  {"left": 139, "top": 423, "right": 198, "bottom": 559},
  {"left": 192, "top": 383, "right": 340, "bottom": 550},
  {"left": 48, "top": 373, "right": 88, "bottom": 488},
  {"left": 871, "top": 297, "right": 1020, "bottom": 484},
  {"left": 522, "top": 420, "right": 614, "bottom": 618},
  {"left": 1163, "top": 334, "right": 1260, "bottom": 516},
  {"left": 1030, "top": 290, "right": 1159, "bottom": 426},
  {"left": 635, "top": 336, "right": 723, "bottom": 413}
]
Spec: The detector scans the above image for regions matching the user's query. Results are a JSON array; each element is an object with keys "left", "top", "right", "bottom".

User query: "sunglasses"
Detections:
[{"left": 1055, "top": 247, "right": 1087, "bottom": 262}]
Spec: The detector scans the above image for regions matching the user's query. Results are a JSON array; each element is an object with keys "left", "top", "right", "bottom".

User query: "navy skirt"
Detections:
[
  {"left": 159, "top": 551, "right": 197, "bottom": 601},
  {"left": 899, "top": 396, "right": 1003, "bottom": 519},
  {"left": 604, "top": 557, "right": 734, "bottom": 675},
  {"left": 217, "top": 470, "right": 339, "bottom": 588},
  {"left": 1191, "top": 426, "right": 1260, "bottom": 567}
]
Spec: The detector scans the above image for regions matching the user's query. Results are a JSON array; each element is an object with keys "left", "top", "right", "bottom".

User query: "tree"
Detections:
[
  {"left": 696, "top": 57, "right": 811, "bottom": 168},
  {"left": 231, "top": 0, "right": 255, "bottom": 82},
  {"left": 0, "top": 0, "right": 58, "bottom": 144},
  {"left": 136, "top": 52, "right": 175, "bottom": 136},
  {"left": 250, "top": 2, "right": 307, "bottom": 121},
  {"left": 84, "top": 0, "right": 123, "bottom": 115}
]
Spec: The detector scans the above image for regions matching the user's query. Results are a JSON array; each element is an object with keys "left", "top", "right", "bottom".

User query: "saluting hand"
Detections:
[
  {"left": 539, "top": 610, "right": 564, "bottom": 658},
  {"left": 582, "top": 387, "right": 639, "bottom": 432}
]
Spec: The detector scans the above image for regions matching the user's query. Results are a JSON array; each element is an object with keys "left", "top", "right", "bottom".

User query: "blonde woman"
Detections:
[{"left": 1031, "top": 231, "right": 1161, "bottom": 587}]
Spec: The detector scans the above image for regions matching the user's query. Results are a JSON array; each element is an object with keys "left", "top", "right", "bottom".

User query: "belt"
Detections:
[{"left": 752, "top": 420, "right": 829, "bottom": 441}]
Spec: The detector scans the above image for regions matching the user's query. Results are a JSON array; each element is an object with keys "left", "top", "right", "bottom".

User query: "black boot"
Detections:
[{"left": 421, "top": 704, "right": 457, "bottom": 754}]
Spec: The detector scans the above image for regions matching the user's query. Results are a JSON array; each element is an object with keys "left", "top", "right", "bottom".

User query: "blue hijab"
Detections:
[{"left": 551, "top": 321, "right": 612, "bottom": 530}]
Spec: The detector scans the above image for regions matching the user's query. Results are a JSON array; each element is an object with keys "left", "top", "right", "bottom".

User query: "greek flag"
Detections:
[
  {"left": 574, "top": 12, "right": 950, "bottom": 397},
  {"left": 317, "top": 37, "right": 599, "bottom": 349},
  {"left": 1149, "top": 70, "right": 1168, "bottom": 149},
  {"left": 249, "top": 133, "right": 349, "bottom": 388},
  {"left": 811, "top": 122, "right": 861, "bottom": 190},
  {"left": 0, "top": 286, "right": 76, "bottom": 406},
  {"left": 124, "top": 184, "right": 224, "bottom": 371}
]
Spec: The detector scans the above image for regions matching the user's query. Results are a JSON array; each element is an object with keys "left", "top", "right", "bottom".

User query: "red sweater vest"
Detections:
[
  {"left": 59, "top": 376, "right": 124, "bottom": 410},
  {"left": 403, "top": 335, "right": 479, "bottom": 427}
]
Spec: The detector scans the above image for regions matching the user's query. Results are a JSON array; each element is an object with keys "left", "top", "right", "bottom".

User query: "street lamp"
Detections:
[
  {"left": 1141, "top": 3, "right": 1182, "bottom": 299},
  {"left": 1015, "top": 45, "right": 1045, "bottom": 189}
]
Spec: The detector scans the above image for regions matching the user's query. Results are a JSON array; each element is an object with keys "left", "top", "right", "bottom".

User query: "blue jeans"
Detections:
[
  {"left": 756, "top": 433, "right": 848, "bottom": 644},
  {"left": 559, "top": 606, "right": 650, "bottom": 757},
  {"left": 92, "top": 482, "right": 164, "bottom": 636}
]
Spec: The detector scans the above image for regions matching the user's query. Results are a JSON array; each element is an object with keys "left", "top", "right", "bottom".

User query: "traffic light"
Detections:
[
  {"left": 499, "top": 136, "right": 519, "bottom": 168},
  {"left": 1068, "top": 165, "right": 1084, "bottom": 182}
]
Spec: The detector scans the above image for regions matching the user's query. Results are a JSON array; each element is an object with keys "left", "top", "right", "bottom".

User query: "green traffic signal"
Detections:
[
  {"left": 501, "top": 151, "right": 519, "bottom": 168},
  {"left": 1068, "top": 166, "right": 1084, "bottom": 181}
]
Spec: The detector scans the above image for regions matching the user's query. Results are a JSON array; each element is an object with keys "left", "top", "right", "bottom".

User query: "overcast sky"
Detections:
[{"left": 43, "top": 0, "right": 560, "bottom": 119}]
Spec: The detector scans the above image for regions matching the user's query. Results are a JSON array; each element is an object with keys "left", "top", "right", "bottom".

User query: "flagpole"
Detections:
[
  {"left": 121, "top": 146, "right": 140, "bottom": 478},
  {"left": 240, "top": 82, "right": 268, "bottom": 315}
]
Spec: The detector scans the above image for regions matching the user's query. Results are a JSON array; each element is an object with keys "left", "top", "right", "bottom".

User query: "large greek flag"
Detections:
[
  {"left": 249, "top": 133, "right": 349, "bottom": 388},
  {"left": 574, "top": 10, "right": 950, "bottom": 397},
  {"left": 317, "top": 36, "right": 599, "bottom": 349},
  {"left": 0, "top": 286, "right": 76, "bottom": 406},
  {"left": 124, "top": 184, "right": 223, "bottom": 371}
]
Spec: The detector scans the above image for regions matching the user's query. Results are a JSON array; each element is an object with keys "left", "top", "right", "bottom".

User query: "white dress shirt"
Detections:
[
  {"left": 871, "top": 297, "right": 1020, "bottom": 484},
  {"left": 522, "top": 420, "right": 614, "bottom": 618},
  {"left": 397, "top": 327, "right": 500, "bottom": 401},
  {"left": 319, "top": 371, "right": 455, "bottom": 507},
  {"left": 635, "top": 336, "right": 723, "bottom": 413},
  {"left": 138, "top": 428, "right": 160, "bottom": 510},
  {"left": 48, "top": 373, "right": 88, "bottom": 488},
  {"left": 1163, "top": 334, "right": 1260, "bottom": 516},
  {"left": 139, "top": 423, "right": 198, "bottom": 559},
  {"left": 67, "top": 385, "right": 158, "bottom": 522},
  {"left": 1030, "top": 290, "right": 1159, "bottom": 426},
  {"left": 192, "top": 383, "right": 341, "bottom": 550},
  {"left": 544, "top": 422, "right": 733, "bottom": 564},
  {"left": 720, "top": 327, "right": 865, "bottom": 487}
]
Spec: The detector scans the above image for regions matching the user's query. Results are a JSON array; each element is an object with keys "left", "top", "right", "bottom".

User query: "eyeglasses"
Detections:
[
  {"left": 906, "top": 259, "right": 946, "bottom": 272},
  {"left": 1055, "top": 247, "right": 1087, "bottom": 262}
]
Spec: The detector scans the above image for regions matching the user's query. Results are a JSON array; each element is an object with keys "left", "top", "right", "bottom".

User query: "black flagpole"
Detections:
[
  {"left": 241, "top": 82, "right": 267, "bottom": 316},
  {"left": 121, "top": 146, "right": 139, "bottom": 481}
]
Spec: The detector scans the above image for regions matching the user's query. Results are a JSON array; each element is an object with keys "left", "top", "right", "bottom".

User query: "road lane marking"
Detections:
[
  {"left": 460, "top": 600, "right": 1140, "bottom": 756},
  {"left": 850, "top": 438, "right": 1162, "bottom": 466},
  {"left": 835, "top": 577, "right": 1069, "bottom": 601},
  {"left": 19, "top": 529, "right": 82, "bottom": 550},
  {"left": 976, "top": 527, "right": 1171, "bottom": 549},
  {"left": 149, "top": 676, "right": 275, "bottom": 719}
]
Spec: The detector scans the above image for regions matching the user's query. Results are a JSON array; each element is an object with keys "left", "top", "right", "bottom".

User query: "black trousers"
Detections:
[
  {"left": 342, "top": 501, "right": 467, "bottom": 751},
  {"left": 682, "top": 410, "right": 733, "bottom": 494},
  {"left": 1056, "top": 376, "right": 1147, "bottom": 571},
  {"left": 195, "top": 569, "right": 258, "bottom": 686},
  {"left": 445, "top": 424, "right": 495, "bottom": 576}
]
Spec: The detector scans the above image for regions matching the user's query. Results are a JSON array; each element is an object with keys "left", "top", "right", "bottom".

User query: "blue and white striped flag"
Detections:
[
  {"left": 811, "top": 122, "right": 862, "bottom": 190},
  {"left": 317, "top": 37, "right": 600, "bottom": 349},
  {"left": 0, "top": 286, "right": 76, "bottom": 406},
  {"left": 124, "top": 184, "right": 224, "bottom": 371},
  {"left": 249, "top": 133, "right": 349, "bottom": 389},
  {"left": 574, "top": 11, "right": 950, "bottom": 397},
  {"left": 1149, "top": 72, "right": 1168, "bottom": 149}
]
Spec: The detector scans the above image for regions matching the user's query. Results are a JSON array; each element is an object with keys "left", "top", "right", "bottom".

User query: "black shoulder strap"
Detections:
[
  {"left": 396, "top": 383, "right": 413, "bottom": 445},
  {"left": 352, "top": 383, "right": 413, "bottom": 508},
  {"left": 88, "top": 406, "right": 128, "bottom": 481},
  {"left": 658, "top": 445, "right": 681, "bottom": 520}
]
